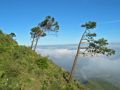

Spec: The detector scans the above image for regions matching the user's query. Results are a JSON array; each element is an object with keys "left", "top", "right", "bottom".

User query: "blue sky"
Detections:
[{"left": 0, "top": 0, "right": 120, "bottom": 45}]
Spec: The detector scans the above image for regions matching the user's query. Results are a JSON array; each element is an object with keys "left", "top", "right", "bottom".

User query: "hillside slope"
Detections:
[
  {"left": 85, "top": 79, "right": 120, "bottom": 90},
  {"left": 0, "top": 30, "right": 87, "bottom": 90}
]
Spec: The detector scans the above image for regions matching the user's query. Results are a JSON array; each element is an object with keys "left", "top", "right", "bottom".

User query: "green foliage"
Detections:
[
  {"left": 81, "top": 21, "right": 96, "bottom": 29},
  {"left": 94, "top": 38, "right": 108, "bottom": 46},
  {"left": 69, "top": 21, "right": 115, "bottom": 82},
  {"left": 35, "top": 57, "right": 49, "bottom": 69},
  {"left": 9, "top": 32, "right": 16, "bottom": 37},
  {"left": 39, "top": 16, "right": 60, "bottom": 32},
  {"left": 80, "top": 21, "right": 115, "bottom": 56},
  {"left": 0, "top": 31, "right": 18, "bottom": 53},
  {"left": 0, "top": 30, "right": 3, "bottom": 34},
  {"left": 30, "top": 16, "right": 60, "bottom": 51},
  {"left": 30, "top": 26, "right": 45, "bottom": 38},
  {"left": 30, "top": 26, "right": 46, "bottom": 50},
  {"left": 86, "top": 33, "right": 96, "bottom": 37},
  {"left": 88, "top": 38, "right": 115, "bottom": 56}
]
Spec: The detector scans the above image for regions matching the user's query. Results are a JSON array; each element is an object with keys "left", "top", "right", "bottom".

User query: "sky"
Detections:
[{"left": 0, "top": 0, "right": 120, "bottom": 45}]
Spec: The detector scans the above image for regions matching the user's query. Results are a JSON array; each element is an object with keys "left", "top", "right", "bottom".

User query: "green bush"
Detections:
[
  {"left": 0, "top": 31, "right": 18, "bottom": 53},
  {"left": 36, "top": 57, "right": 49, "bottom": 69}
]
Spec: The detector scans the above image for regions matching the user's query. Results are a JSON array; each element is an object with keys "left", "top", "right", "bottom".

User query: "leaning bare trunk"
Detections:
[
  {"left": 68, "top": 43, "right": 80, "bottom": 82},
  {"left": 31, "top": 36, "right": 35, "bottom": 49},
  {"left": 34, "top": 37, "right": 39, "bottom": 51},
  {"left": 68, "top": 29, "right": 87, "bottom": 82}
]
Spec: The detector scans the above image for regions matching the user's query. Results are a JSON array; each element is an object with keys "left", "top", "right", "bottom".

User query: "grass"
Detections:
[
  {"left": 0, "top": 30, "right": 87, "bottom": 90},
  {"left": 85, "top": 79, "right": 120, "bottom": 90}
]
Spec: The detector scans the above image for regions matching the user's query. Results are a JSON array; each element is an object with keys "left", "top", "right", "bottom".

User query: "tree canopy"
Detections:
[
  {"left": 30, "top": 16, "right": 60, "bottom": 51},
  {"left": 69, "top": 21, "right": 115, "bottom": 82}
]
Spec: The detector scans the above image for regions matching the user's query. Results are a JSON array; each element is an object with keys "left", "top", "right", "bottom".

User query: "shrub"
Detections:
[{"left": 35, "top": 57, "right": 49, "bottom": 69}]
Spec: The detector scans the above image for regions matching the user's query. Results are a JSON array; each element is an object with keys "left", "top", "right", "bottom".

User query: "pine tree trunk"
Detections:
[
  {"left": 31, "top": 35, "right": 35, "bottom": 49},
  {"left": 68, "top": 29, "right": 87, "bottom": 82},
  {"left": 34, "top": 37, "right": 39, "bottom": 51}
]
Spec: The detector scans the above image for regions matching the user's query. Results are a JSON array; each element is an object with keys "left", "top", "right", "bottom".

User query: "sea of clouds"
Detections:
[{"left": 36, "top": 43, "right": 120, "bottom": 86}]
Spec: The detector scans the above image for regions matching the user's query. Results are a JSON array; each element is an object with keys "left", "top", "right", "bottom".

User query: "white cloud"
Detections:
[{"left": 37, "top": 44, "right": 120, "bottom": 85}]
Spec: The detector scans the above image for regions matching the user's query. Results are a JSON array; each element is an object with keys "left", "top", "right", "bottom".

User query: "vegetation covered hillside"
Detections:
[
  {"left": 0, "top": 30, "right": 87, "bottom": 90},
  {"left": 85, "top": 79, "right": 120, "bottom": 90}
]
